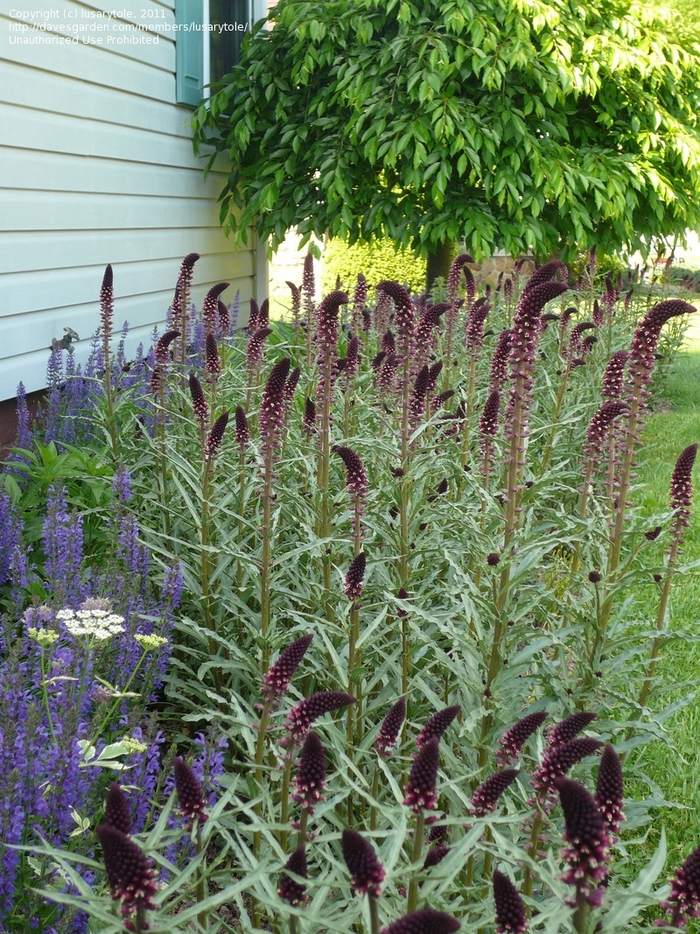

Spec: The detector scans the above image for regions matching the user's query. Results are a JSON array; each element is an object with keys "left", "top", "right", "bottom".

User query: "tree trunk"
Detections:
[{"left": 425, "top": 240, "right": 457, "bottom": 293}]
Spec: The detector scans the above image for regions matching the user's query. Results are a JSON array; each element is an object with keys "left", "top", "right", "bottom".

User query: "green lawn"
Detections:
[{"left": 634, "top": 349, "right": 700, "bottom": 865}]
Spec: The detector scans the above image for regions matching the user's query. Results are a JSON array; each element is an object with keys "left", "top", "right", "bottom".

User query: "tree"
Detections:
[{"left": 193, "top": 0, "right": 700, "bottom": 277}]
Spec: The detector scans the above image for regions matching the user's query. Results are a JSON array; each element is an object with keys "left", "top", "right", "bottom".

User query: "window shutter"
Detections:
[{"left": 176, "top": 0, "right": 204, "bottom": 107}]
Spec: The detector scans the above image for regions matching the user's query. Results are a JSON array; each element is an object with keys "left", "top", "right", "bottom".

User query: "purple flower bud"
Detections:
[
  {"left": 662, "top": 844, "right": 700, "bottom": 927},
  {"left": 486, "top": 552, "right": 500, "bottom": 567},
  {"left": 248, "top": 297, "right": 260, "bottom": 333},
  {"left": 344, "top": 551, "right": 367, "bottom": 601},
  {"left": 489, "top": 329, "right": 512, "bottom": 393},
  {"left": 286, "top": 281, "right": 301, "bottom": 316},
  {"left": 333, "top": 446, "right": 369, "bottom": 500},
  {"left": 202, "top": 283, "right": 229, "bottom": 331},
  {"left": 203, "top": 411, "right": 229, "bottom": 462},
  {"left": 496, "top": 711, "right": 548, "bottom": 767},
  {"left": 471, "top": 769, "right": 519, "bottom": 816},
  {"left": 246, "top": 326, "right": 273, "bottom": 373},
  {"left": 493, "top": 869, "right": 528, "bottom": 933},
  {"left": 628, "top": 300, "right": 695, "bottom": 383},
  {"left": 302, "top": 252, "right": 316, "bottom": 313},
  {"left": 521, "top": 259, "right": 567, "bottom": 295},
  {"left": 96, "top": 824, "right": 158, "bottom": 910},
  {"left": 235, "top": 405, "right": 250, "bottom": 447},
  {"left": 189, "top": 373, "right": 209, "bottom": 426},
  {"left": 466, "top": 300, "right": 490, "bottom": 354},
  {"left": 316, "top": 290, "right": 349, "bottom": 353},
  {"left": 567, "top": 321, "right": 597, "bottom": 358},
  {"left": 588, "top": 571, "right": 602, "bottom": 584},
  {"left": 423, "top": 844, "right": 450, "bottom": 869},
  {"left": 583, "top": 401, "right": 628, "bottom": 460},
  {"left": 382, "top": 329, "right": 397, "bottom": 354},
  {"left": 396, "top": 586, "right": 410, "bottom": 617},
  {"left": 292, "top": 731, "right": 326, "bottom": 813},
  {"left": 532, "top": 738, "right": 603, "bottom": 797},
  {"left": 154, "top": 329, "right": 180, "bottom": 365},
  {"left": 382, "top": 908, "right": 460, "bottom": 934},
  {"left": 218, "top": 299, "right": 231, "bottom": 335},
  {"left": 303, "top": 397, "right": 317, "bottom": 434},
  {"left": 433, "top": 389, "right": 454, "bottom": 410},
  {"left": 100, "top": 264, "right": 114, "bottom": 341},
  {"left": 377, "top": 281, "right": 415, "bottom": 341},
  {"left": 371, "top": 350, "right": 387, "bottom": 370},
  {"left": 205, "top": 333, "right": 221, "bottom": 377},
  {"left": 645, "top": 525, "right": 662, "bottom": 541},
  {"left": 595, "top": 744, "right": 624, "bottom": 837},
  {"left": 556, "top": 776, "right": 610, "bottom": 903},
  {"left": 262, "top": 634, "right": 313, "bottom": 700},
  {"left": 284, "top": 691, "right": 355, "bottom": 743},
  {"left": 259, "top": 357, "right": 291, "bottom": 443},
  {"left": 602, "top": 350, "right": 629, "bottom": 400},
  {"left": 342, "top": 828, "right": 386, "bottom": 896},
  {"left": 375, "top": 696, "right": 406, "bottom": 757},
  {"left": 404, "top": 736, "right": 440, "bottom": 812},
  {"left": 416, "top": 706, "right": 460, "bottom": 750},
  {"left": 447, "top": 253, "right": 475, "bottom": 303},
  {"left": 480, "top": 390, "right": 500, "bottom": 437},
  {"left": 279, "top": 845, "right": 308, "bottom": 905},
  {"left": 284, "top": 366, "right": 301, "bottom": 406},
  {"left": 174, "top": 756, "right": 208, "bottom": 824},
  {"left": 104, "top": 783, "right": 131, "bottom": 836},
  {"left": 410, "top": 365, "right": 431, "bottom": 424},
  {"left": 257, "top": 298, "right": 270, "bottom": 329},
  {"left": 547, "top": 712, "right": 597, "bottom": 749},
  {"left": 670, "top": 444, "right": 697, "bottom": 542}
]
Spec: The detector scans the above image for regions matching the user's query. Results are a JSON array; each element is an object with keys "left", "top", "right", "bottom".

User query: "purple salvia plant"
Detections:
[
  {"left": 532, "top": 738, "right": 603, "bottom": 800},
  {"left": 661, "top": 844, "right": 700, "bottom": 928},
  {"left": 203, "top": 411, "right": 229, "bottom": 462},
  {"left": 547, "top": 712, "right": 597, "bottom": 749},
  {"left": 96, "top": 825, "right": 159, "bottom": 928},
  {"left": 375, "top": 697, "right": 406, "bottom": 758},
  {"left": 493, "top": 870, "right": 528, "bottom": 933},
  {"left": 202, "top": 283, "right": 229, "bottom": 332},
  {"left": 381, "top": 909, "right": 460, "bottom": 934},
  {"left": 602, "top": 350, "right": 629, "bottom": 400},
  {"left": 44, "top": 486, "right": 85, "bottom": 606},
  {"left": 404, "top": 736, "right": 440, "bottom": 812},
  {"left": 344, "top": 551, "right": 367, "bottom": 601},
  {"left": 496, "top": 711, "right": 548, "bottom": 767},
  {"left": 342, "top": 828, "right": 386, "bottom": 896},
  {"left": 284, "top": 691, "right": 355, "bottom": 744},
  {"left": 595, "top": 744, "right": 624, "bottom": 838},
  {"left": 292, "top": 730, "right": 326, "bottom": 814},
  {"left": 555, "top": 776, "right": 611, "bottom": 907},
  {"left": 189, "top": 373, "right": 209, "bottom": 428},
  {"left": 104, "top": 783, "right": 132, "bottom": 836},
  {"left": 279, "top": 845, "right": 308, "bottom": 905},
  {"left": 470, "top": 769, "right": 519, "bottom": 816},
  {"left": 262, "top": 633, "right": 313, "bottom": 700},
  {"left": 173, "top": 757, "right": 208, "bottom": 825},
  {"left": 416, "top": 705, "right": 460, "bottom": 750}
]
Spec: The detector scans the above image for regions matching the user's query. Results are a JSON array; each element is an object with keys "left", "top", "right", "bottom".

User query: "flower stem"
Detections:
[{"left": 407, "top": 810, "right": 425, "bottom": 912}]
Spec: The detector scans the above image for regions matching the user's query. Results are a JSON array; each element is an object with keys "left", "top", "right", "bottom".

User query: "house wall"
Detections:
[{"left": 0, "top": 0, "right": 261, "bottom": 401}]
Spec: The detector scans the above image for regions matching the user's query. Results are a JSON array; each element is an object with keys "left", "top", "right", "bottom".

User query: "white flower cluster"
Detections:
[
  {"left": 57, "top": 607, "right": 125, "bottom": 641},
  {"left": 27, "top": 628, "right": 60, "bottom": 646}
]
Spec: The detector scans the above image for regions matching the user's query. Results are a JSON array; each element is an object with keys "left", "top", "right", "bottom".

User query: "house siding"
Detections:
[{"left": 0, "top": 0, "right": 260, "bottom": 401}]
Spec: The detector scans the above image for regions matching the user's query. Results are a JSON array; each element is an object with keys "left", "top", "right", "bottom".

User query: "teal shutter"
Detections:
[{"left": 176, "top": 0, "right": 204, "bottom": 107}]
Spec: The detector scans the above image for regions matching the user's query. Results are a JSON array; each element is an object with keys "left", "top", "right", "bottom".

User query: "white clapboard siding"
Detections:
[{"left": 0, "top": 0, "right": 260, "bottom": 400}]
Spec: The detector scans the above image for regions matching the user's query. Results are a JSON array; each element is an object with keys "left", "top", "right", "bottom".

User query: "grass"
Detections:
[{"left": 633, "top": 348, "right": 700, "bottom": 867}]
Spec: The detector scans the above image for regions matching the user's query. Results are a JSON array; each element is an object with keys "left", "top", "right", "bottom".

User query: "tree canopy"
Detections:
[{"left": 193, "top": 0, "right": 700, "bottom": 262}]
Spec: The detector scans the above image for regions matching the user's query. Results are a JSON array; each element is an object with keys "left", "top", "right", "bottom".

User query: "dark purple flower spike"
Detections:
[
  {"left": 416, "top": 705, "right": 460, "bottom": 750},
  {"left": 556, "top": 776, "right": 611, "bottom": 906},
  {"left": 404, "top": 736, "right": 440, "bottom": 812},
  {"left": 342, "top": 828, "right": 386, "bottom": 896},
  {"left": 203, "top": 411, "right": 229, "bottom": 462},
  {"left": 493, "top": 869, "right": 528, "bottom": 933},
  {"left": 595, "top": 744, "right": 624, "bottom": 838},
  {"left": 279, "top": 845, "right": 308, "bottom": 905},
  {"left": 601, "top": 349, "right": 629, "bottom": 400},
  {"left": 104, "top": 782, "right": 131, "bottom": 836},
  {"left": 292, "top": 731, "right": 326, "bottom": 813},
  {"left": 234, "top": 405, "right": 250, "bottom": 447},
  {"left": 284, "top": 691, "right": 355, "bottom": 743},
  {"left": 471, "top": 769, "right": 519, "bottom": 817},
  {"left": 344, "top": 551, "right": 367, "bottom": 601},
  {"left": 532, "top": 738, "right": 603, "bottom": 798},
  {"left": 263, "top": 634, "right": 313, "bottom": 701},
  {"left": 375, "top": 696, "right": 406, "bottom": 758},
  {"left": 670, "top": 443, "right": 697, "bottom": 544},
  {"left": 189, "top": 373, "right": 209, "bottom": 426},
  {"left": 96, "top": 824, "right": 158, "bottom": 925},
  {"left": 333, "top": 446, "right": 369, "bottom": 500},
  {"left": 496, "top": 711, "right": 548, "bottom": 767},
  {"left": 662, "top": 844, "right": 700, "bottom": 928},
  {"left": 547, "top": 712, "right": 597, "bottom": 749},
  {"left": 381, "top": 908, "right": 460, "bottom": 934},
  {"left": 202, "top": 282, "right": 229, "bottom": 332},
  {"left": 377, "top": 280, "right": 415, "bottom": 341},
  {"left": 173, "top": 756, "right": 208, "bottom": 825}
]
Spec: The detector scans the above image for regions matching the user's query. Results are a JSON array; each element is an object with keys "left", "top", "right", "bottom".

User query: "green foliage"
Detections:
[
  {"left": 193, "top": 0, "right": 700, "bottom": 261},
  {"left": 321, "top": 237, "right": 426, "bottom": 295}
]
